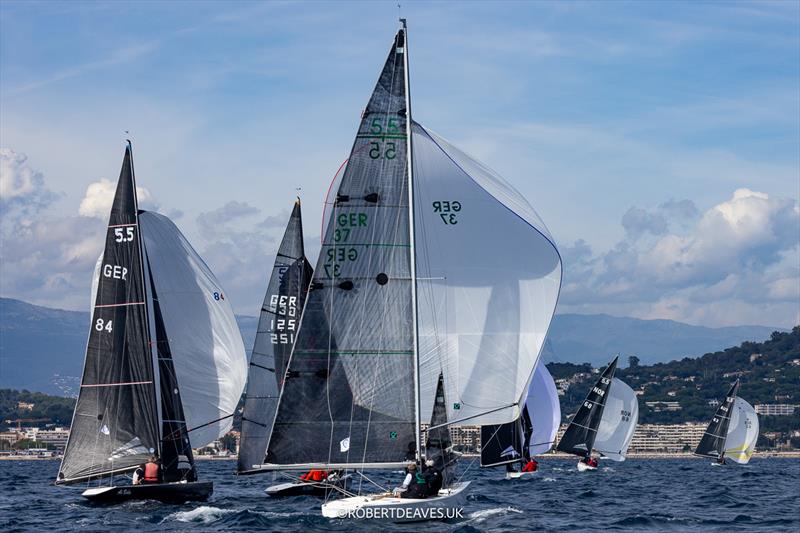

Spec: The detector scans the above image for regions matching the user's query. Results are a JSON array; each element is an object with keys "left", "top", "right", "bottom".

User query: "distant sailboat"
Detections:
[
  {"left": 480, "top": 363, "right": 561, "bottom": 479},
  {"left": 556, "top": 357, "right": 639, "bottom": 471},
  {"left": 253, "top": 20, "right": 562, "bottom": 521},
  {"left": 56, "top": 144, "right": 248, "bottom": 502},
  {"left": 694, "top": 380, "right": 759, "bottom": 465}
]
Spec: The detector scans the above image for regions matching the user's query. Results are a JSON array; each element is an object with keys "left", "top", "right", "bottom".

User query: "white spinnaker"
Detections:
[
  {"left": 595, "top": 378, "right": 638, "bottom": 461},
  {"left": 412, "top": 122, "right": 562, "bottom": 427},
  {"left": 140, "top": 211, "right": 248, "bottom": 449},
  {"left": 527, "top": 363, "right": 561, "bottom": 455},
  {"left": 725, "top": 397, "right": 758, "bottom": 464}
]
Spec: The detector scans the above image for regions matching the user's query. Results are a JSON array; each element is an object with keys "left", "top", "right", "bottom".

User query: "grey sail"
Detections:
[
  {"left": 695, "top": 380, "right": 740, "bottom": 459},
  {"left": 147, "top": 264, "right": 197, "bottom": 482},
  {"left": 238, "top": 201, "right": 313, "bottom": 474},
  {"left": 264, "top": 28, "right": 417, "bottom": 469},
  {"left": 556, "top": 356, "right": 618, "bottom": 458},
  {"left": 57, "top": 145, "right": 160, "bottom": 485}
]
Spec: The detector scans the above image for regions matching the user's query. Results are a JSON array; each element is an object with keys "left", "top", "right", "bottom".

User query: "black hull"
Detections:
[{"left": 82, "top": 481, "right": 212, "bottom": 503}]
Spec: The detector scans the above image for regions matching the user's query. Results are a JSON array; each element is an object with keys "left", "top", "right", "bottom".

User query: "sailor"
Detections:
[
  {"left": 142, "top": 455, "right": 162, "bottom": 484},
  {"left": 300, "top": 470, "right": 327, "bottom": 482},
  {"left": 423, "top": 458, "right": 443, "bottom": 496},
  {"left": 402, "top": 464, "right": 429, "bottom": 499},
  {"left": 393, "top": 462, "right": 416, "bottom": 496},
  {"left": 521, "top": 458, "right": 538, "bottom": 472}
]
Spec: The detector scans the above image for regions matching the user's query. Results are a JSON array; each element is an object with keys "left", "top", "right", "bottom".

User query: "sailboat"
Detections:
[
  {"left": 480, "top": 362, "right": 561, "bottom": 479},
  {"left": 251, "top": 20, "right": 562, "bottom": 522},
  {"left": 236, "top": 200, "right": 349, "bottom": 496},
  {"left": 55, "top": 143, "right": 248, "bottom": 503},
  {"left": 556, "top": 356, "right": 639, "bottom": 471},
  {"left": 694, "top": 380, "right": 759, "bottom": 465}
]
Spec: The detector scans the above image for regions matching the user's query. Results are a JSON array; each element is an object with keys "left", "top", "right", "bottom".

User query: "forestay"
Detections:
[
  {"left": 140, "top": 211, "right": 247, "bottom": 449},
  {"left": 412, "top": 122, "right": 562, "bottom": 427},
  {"left": 724, "top": 398, "right": 758, "bottom": 464},
  {"left": 527, "top": 363, "right": 561, "bottom": 455},
  {"left": 238, "top": 201, "right": 313, "bottom": 474},
  {"left": 594, "top": 378, "right": 638, "bottom": 461}
]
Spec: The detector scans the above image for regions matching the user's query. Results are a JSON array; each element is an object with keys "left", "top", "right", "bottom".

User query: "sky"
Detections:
[{"left": 1, "top": 0, "right": 798, "bottom": 328}]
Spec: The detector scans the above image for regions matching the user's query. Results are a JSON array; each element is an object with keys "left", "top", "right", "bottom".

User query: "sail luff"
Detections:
[{"left": 401, "top": 18, "right": 422, "bottom": 463}]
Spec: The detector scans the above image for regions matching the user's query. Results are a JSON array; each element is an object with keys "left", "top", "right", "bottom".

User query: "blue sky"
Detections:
[{"left": 1, "top": 1, "right": 798, "bottom": 328}]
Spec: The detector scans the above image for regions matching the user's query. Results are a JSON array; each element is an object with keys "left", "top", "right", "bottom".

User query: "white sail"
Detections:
[
  {"left": 140, "top": 211, "right": 248, "bottom": 449},
  {"left": 412, "top": 122, "right": 562, "bottom": 427},
  {"left": 594, "top": 377, "right": 638, "bottom": 461},
  {"left": 526, "top": 363, "right": 561, "bottom": 455},
  {"left": 724, "top": 397, "right": 758, "bottom": 464}
]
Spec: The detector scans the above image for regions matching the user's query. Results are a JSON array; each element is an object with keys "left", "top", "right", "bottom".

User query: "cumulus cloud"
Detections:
[
  {"left": 78, "top": 178, "right": 158, "bottom": 218},
  {"left": 0, "top": 148, "right": 59, "bottom": 215},
  {"left": 559, "top": 188, "right": 799, "bottom": 328},
  {"left": 0, "top": 149, "right": 104, "bottom": 309}
]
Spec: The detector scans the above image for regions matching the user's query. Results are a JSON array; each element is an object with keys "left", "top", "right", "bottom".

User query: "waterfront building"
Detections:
[{"left": 754, "top": 404, "right": 798, "bottom": 416}]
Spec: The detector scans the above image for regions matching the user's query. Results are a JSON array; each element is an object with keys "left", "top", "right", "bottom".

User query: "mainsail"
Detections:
[
  {"left": 57, "top": 145, "right": 160, "bottom": 484},
  {"left": 238, "top": 201, "right": 313, "bottom": 474},
  {"left": 264, "top": 28, "right": 417, "bottom": 469},
  {"left": 594, "top": 378, "right": 639, "bottom": 461},
  {"left": 724, "top": 397, "right": 759, "bottom": 464},
  {"left": 556, "top": 357, "right": 618, "bottom": 457},
  {"left": 695, "top": 380, "right": 740, "bottom": 459}
]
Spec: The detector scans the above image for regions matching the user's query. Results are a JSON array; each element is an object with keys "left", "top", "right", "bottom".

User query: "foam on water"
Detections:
[{"left": 166, "top": 506, "right": 237, "bottom": 524}]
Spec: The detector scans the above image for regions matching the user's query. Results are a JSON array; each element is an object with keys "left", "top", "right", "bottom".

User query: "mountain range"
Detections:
[{"left": 0, "top": 297, "right": 784, "bottom": 396}]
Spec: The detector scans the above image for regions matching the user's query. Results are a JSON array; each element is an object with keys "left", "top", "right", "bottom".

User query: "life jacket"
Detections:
[
  {"left": 522, "top": 460, "right": 538, "bottom": 472},
  {"left": 309, "top": 470, "right": 326, "bottom": 482},
  {"left": 404, "top": 472, "right": 429, "bottom": 499},
  {"left": 143, "top": 462, "right": 159, "bottom": 482}
]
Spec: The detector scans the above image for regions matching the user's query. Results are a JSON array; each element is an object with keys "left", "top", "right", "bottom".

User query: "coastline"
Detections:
[{"left": 3, "top": 451, "right": 799, "bottom": 461}]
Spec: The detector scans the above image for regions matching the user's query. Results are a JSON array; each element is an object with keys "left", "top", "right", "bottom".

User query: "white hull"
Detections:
[
  {"left": 321, "top": 481, "right": 470, "bottom": 522},
  {"left": 577, "top": 461, "right": 597, "bottom": 472},
  {"left": 505, "top": 471, "right": 536, "bottom": 480}
]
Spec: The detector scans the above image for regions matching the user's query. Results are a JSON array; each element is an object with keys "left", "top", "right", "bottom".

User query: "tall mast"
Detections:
[{"left": 401, "top": 18, "right": 421, "bottom": 463}]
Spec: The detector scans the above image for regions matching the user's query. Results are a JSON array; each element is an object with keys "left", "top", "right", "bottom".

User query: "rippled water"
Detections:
[{"left": 1, "top": 458, "right": 798, "bottom": 531}]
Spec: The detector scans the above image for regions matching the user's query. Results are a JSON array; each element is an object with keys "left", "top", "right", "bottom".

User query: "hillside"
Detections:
[
  {"left": 549, "top": 327, "right": 800, "bottom": 437},
  {"left": 0, "top": 297, "right": 781, "bottom": 395}
]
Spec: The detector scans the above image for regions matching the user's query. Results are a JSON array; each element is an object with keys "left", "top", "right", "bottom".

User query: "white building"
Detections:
[{"left": 754, "top": 404, "right": 798, "bottom": 416}]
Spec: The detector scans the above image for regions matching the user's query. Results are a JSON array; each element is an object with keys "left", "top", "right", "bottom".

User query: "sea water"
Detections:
[{"left": 1, "top": 458, "right": 797, "bottom": 531}]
